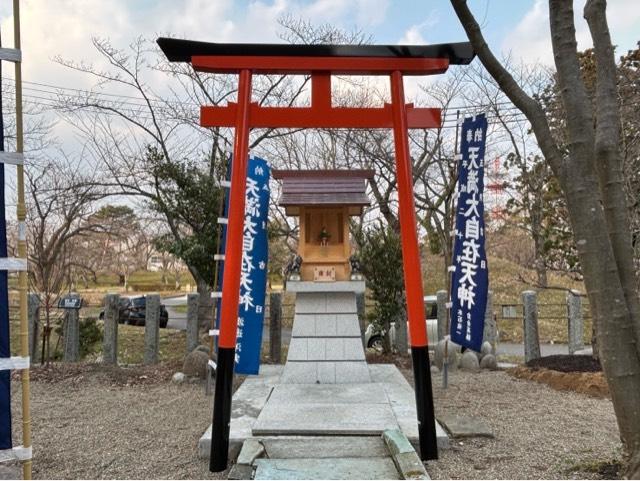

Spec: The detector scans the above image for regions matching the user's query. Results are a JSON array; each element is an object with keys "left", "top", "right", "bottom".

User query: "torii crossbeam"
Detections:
[{"left": 158, "top": 38, "right": 475, "bottom": 473}]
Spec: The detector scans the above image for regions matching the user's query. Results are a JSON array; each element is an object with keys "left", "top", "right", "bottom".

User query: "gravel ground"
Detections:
[
  {"left": 415, "top": 368, "right": 622, "bottom": 479},
  {"left": 9, "top": 364, "right": 239, "bottom": 479},
  {"left": 9, "top": 363, "right": 621, "bottom": 479}
]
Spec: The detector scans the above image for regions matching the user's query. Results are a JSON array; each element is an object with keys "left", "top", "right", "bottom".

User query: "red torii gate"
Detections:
[{"left": 158, "top": 38, "right": 474, "bottom": 472}]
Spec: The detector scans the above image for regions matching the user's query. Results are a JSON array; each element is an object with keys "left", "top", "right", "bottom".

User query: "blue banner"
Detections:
[
  {"left": 450, "top": 114, "right": 489, "bottom": 352},
  {"left": 215, "top": 157, "right": 270, "bottom": 375}
]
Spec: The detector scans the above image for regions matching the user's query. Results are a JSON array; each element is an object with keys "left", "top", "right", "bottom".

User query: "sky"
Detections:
[
  {"left": 0, "top": 0, "right": 638, "bottom": 208},
  {"left": 0, "top": 0, "right": 638, "bottom": 94}
]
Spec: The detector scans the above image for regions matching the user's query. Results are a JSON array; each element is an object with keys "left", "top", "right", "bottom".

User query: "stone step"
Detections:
[{"left": 253, "top": 457, "right": 401, "bottom": 480}]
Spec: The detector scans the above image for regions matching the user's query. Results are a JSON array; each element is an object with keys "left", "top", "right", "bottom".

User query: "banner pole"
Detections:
[
  {"left": 389, "top": 70, "right": 438, "bottom": 461},
  {"left": 209, "top": 68, "right": 252, "bottom": 473},
  {"left": 13, "top": 0, "right": 32, "bottom": 478}
]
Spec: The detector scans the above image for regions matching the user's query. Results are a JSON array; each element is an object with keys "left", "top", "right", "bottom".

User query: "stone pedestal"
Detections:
[
  {"left": 103, "top": 293, "right": 119, "bottom": 365},
  {"left": 522, "top": 290, "right": 541, "bottom": 362},
  {"left": 282, "top": 281, "right": 370, "bottom": 384},
  {"left": 567, "top": 290, "right": 584, "bottom": 354},
  {"left": 186, "top": 293, "right": 199, "bottom": 353},
  {"left": 144, "top": 294, "right": 161, "bottom": 365},
  {"left": 63, "top": 296, "right": 80, "bottom": 362}
]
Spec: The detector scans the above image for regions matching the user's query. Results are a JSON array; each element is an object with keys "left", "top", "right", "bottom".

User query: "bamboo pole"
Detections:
[{"left": 13, "top": 0, "right": 32, "bottom": 478}]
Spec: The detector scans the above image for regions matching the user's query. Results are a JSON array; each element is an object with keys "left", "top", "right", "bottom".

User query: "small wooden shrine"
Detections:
[{"left": 273, "top": 169, "right": 374, "bottom": 282}]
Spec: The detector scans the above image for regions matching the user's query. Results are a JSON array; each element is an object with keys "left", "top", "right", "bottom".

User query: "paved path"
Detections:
[
  {"left": 162, "top": 295, "right": 187, "bottom": 330},
  {"left": 497, "top": 342, "right": 568, "bottom": 357}
]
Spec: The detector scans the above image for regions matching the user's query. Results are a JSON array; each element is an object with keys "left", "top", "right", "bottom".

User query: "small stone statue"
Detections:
[
  {"left": 318, "top": 227, "right": 331, "bottom": 246},
  {"left": 349, "top": 255, "right": 363, "bottom": 280},
  {"left": 284, "top": 254, "right": 303, "bottom": 281}
]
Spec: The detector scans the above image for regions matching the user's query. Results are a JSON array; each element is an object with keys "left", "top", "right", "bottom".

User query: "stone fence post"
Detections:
[
  {"left": 522, "top": 290, "right": 541, "bottom": 362},
  {"left": 144, "top": 294, "right": 161, "bottom": 365},
  {"left": 567, "top": 290, "right": 584, "bottom": 354},
  {"left": 356, "top": 292, "right": 366, "bottom": 348},
  {"left": 483, "top": 291, "right": 497, "bottom": 350},
  {"left": 63, "top": 293, "right": 80, "bottom": 362},
  {"left": 269, "top": 292, "right": 282, "bottom": 363},
  {"left": 28, "top": 293, "right": 40, "bottom": 363},
  {"left": 103, "top": 293, "right": 119, "bottom": 364},
  {"left": 436, "top": 290, "right": 448, "bottom": 342},
  {"left": 186, "top": 293, "right": 200, "bottom": 354}
]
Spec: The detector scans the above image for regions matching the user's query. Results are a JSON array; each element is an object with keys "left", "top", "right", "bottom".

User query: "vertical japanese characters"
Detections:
[
  {"left": 450, "top": 114, "right": 489, "bottom": 352},
  {"left": 215, "top": 157, "right": 271, "bottom": 374},
  {"left": 234, "top": 158, "right": 271, "bottom": 374}
]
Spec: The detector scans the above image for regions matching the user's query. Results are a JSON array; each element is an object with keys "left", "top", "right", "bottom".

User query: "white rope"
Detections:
[
  {"left": 0, "top": 445, "right": 32, "bottom": 463},
  {"left": 0, "top": 356, "right": 29, "bottom": 371},
  {"left": 0, "top": 258, "right": 27, "bottom": 271},
  {"left": 447, "top": 265, "right": 456, "bottom": 273},
  {"left": 217, "top": 217, "right": 228, "bottom": 225},
  {"left": 445, "top": 302, "right": 453, "bottom": 309},
  {"left": 0, "top": 152, "right": 24, "bottom": 165},
  {"left": 219, "top": 180, "right": 231, "bottom": 188},
  {"left": 208, "top": 329, "right": 220, "bottom": 337},
  {"left": 214, "top": 254, "right": 225, "bottom": 261},
  {"left": 211, "top": 291, "right": 222, "bottom": 299},
  {"left": 0, "top": 48, "right": 21, "bottom": 62},
  {"left": 208, "top": 359, "right": 217, "bottom": 370}
]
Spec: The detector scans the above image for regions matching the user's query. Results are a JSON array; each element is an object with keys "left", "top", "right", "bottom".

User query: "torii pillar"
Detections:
[{"left": 157, "top": 38, "right": 475, "bottom": 472}]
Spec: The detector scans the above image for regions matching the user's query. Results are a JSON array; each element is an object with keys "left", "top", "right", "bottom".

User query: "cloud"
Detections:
[
  {"left": 399, "top": 25, "right": 426, "bottom": 45},
  {"left": 501, "top": 0, "right": 640, "bottom": 66}
]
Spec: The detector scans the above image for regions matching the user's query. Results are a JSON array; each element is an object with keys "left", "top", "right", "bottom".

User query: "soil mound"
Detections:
[
  {"left": 526, "top": 354, "right": 601, "bottom": 373},
  {"left": 509, "top": 366, "right": 609, "bottom": 398}
]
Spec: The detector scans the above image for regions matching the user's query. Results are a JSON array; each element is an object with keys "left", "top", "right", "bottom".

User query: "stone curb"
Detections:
[
  {"left": 382, "top": 429, "right": 430, "bottom": 480},
  {"left": 228, "top": 439, "right": 265, "bottom": 480}
]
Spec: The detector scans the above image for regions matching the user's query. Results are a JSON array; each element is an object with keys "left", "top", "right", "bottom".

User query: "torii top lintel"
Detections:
[{"left": 157, "top": 38, "right": 475, "bottom": 130}]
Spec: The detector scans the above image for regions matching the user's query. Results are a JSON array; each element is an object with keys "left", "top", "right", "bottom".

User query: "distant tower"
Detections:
[{"left": 485, "top": 156, "right": 507, "bottom": 223}]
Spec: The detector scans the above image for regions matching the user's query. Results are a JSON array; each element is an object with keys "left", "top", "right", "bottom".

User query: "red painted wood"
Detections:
[
  {"left": 200, "top": 104, "right": 441, "bottom": 129},
  {"left": 192, "top": 55, "right": 449, "bottom": 75},
  {"left": 390, "top": 70, "right": 429, "bottom": 348},
  {"left": 218, "top": 69, "right": 252, "bottom": 349}
]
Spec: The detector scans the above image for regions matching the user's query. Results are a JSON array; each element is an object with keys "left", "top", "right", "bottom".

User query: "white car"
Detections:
[{"left": 365, "top": 295, "right": 439, "bottom": 351}]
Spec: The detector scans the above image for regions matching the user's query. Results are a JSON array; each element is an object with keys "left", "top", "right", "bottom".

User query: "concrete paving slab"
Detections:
[
  {"left": 370, "top": 364, "right": 449, "bottom": 449},
  {"left": 260, "top": 436, "right": 389, "bottom": 459},
  {"left": 253, "top": 402, "right": 399, "bottom": 435},
  {"left": 197, "top": 365, "right": 279, "bottom": 459},
  {"left": 253, "top": 457, "right": 401, "bottom": 480},
  {"left": 199, "top": 364, "right": 450, "bottom": 459},
  {"left": 265, "top": 382, "right": 390, "bottom": 405},
  {"left": 437, "top": 414, "right": 494, "bottom": 439}
]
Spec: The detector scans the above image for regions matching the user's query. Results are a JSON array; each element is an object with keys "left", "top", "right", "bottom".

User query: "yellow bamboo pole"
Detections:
[{"left": 12, "top": 0, "right": 32, "bottom": 478}]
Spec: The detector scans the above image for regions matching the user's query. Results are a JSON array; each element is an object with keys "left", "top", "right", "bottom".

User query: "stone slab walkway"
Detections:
[{"left": 198, "top": 364, "right": 449, "bottom": 459}]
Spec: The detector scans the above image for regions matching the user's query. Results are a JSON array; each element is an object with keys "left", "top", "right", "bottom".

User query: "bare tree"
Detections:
[
  {"left": 450, "top": 0, "right": 640, "bottom": 475},
  {"left": 26, "top": 156, "right": 106, "bottom": 363}
]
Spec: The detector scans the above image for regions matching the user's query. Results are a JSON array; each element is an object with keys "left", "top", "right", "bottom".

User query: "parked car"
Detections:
[
  {"left": 365, "top": 295, "right": 438, "bottom": 351},
  {"left": 98, "top": 297, "right": 132, "bottom": 323},
  {"left": 127, "top": 296, "right": 169, "bottom": 328},
  {"left": 99, "top": 296, "right": 169, "bottom": 328}
]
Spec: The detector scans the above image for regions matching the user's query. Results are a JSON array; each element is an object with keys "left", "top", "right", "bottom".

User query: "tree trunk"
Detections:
[{"left": 449, "top": 0, "right": 640, "bottom": 475}]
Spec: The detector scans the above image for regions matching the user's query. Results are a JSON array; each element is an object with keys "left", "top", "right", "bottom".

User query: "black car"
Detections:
[
  {"left": 127, "top": 296, "right": 169, "bottom": 328},
  {"left": 99, "top": 297, "right": 131, "bottom": 323},
  {"left": 99, "top": 296, "right": 169, "bottom": 328}
]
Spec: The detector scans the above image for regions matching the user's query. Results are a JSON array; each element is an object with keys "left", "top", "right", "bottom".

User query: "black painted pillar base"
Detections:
[
  {"left": 411, "top": 345, "right": 438, "bottom": 461},
  {"left": 209, "top": 347, "right": 236, "bottom": 472}
]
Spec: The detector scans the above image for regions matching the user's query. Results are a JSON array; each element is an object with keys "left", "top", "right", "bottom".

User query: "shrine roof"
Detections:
[
  {"left": 273, "top": 169, "right": 373, "bottom": 209},
  {"left": 157, "top": 38, "right": 475, "bottom": 65}
]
